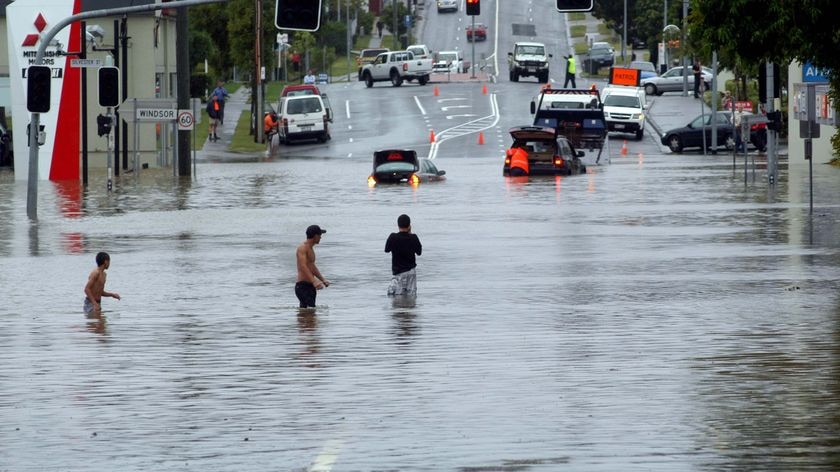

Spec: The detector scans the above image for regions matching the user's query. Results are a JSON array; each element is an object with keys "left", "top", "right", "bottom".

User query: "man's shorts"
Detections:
[
  {"left": 295, "top": 282, "right": 317, "bottom": 308},
  {"left": 83, "top": 297, "right": 99, "bottom": 314},
  {"left": 387, "top": 268, "right": 417, "bottom": 296}
]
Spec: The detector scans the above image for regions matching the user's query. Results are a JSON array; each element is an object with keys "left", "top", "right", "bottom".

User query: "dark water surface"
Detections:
[{"left": 1, "top": 152, "right": 839, "bottom": 471}]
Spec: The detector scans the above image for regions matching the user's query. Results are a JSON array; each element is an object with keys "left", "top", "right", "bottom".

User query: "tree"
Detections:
[{"left": 690, "top": 0, "right": 840, "bottom": 157}]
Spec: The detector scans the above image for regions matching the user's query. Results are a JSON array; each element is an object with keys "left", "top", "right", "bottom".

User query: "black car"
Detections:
[
  {"left": 503, "top": 126, "right": 586, "bottom": 176},
  {"left": 660, "top": 113, "right": 767, "bottom": 153},
  {"left": 580, "top": 42, "right": 615, "bottom": 73},
  {"left": 368, "top": 149, "right": 446, "bottom": 186}
]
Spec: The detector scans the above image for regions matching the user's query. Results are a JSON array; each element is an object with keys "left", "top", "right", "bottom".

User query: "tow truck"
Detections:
[{"left": 529, "top": 88, "right": 609, "bottom": 163}]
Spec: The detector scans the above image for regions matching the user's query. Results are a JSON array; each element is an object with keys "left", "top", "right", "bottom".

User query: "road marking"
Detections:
[
  {"left": 414, "top": 96, "right": 426, "bottom": 115},
  {"left": 438, "top": 98, "right": 468, "bottom": 103},
  {"left": 428, "top": 92, "right": 499, "bottom": 160},
  {"left": 441, "top": 105, "right": 471, "bottom": 111},
  {"left": 308, "top": 439, "right": 343, "bottom": 472},
  {"left": 446, "top": 114, "right": 477, "bottom": 119},
  {"left": 345, "top": 100, "right": 351, "bottom": 119}
]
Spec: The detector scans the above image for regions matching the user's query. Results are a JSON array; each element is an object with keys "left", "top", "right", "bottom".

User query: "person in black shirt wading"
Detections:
[{"left": 385, "top": 214, "right": 422, "bottom": 296}]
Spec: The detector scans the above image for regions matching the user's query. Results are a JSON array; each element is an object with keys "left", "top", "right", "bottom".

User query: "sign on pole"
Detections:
[
  {"left": 71, "top": 58, "right": 104, "bottom": 68},
  {"left": 177, "top": 109, "right": 195, "bottom": 130}
]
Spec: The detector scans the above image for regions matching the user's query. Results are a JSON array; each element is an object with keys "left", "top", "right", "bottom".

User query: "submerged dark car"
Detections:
[
  {"left": 660, "top": 112, "right": 767, "bottom": 153},
  {"left": 503, "top": 126, "right": 586, "bottom": 176},
  {"left": 368, "top": 149, "right": 446, "bottom": 186}
]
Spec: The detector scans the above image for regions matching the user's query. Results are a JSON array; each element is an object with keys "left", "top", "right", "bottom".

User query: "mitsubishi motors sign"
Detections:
[{"left": 7, "top": 0, "right": 82, "bottom": 181}]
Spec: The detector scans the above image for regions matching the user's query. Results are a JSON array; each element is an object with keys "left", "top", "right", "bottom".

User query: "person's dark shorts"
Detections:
[{"left": 295, "top": 281, "right": 317, "bottom": 308}]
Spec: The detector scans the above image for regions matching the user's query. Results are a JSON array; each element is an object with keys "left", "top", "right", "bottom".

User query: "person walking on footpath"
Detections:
[
  {"left": 693, "top": 59, "right": 702, "bottom": 98},
  {"left": 376, "top": 20, "right": 384, "bottom": 38},
  {"left": 385, "top": 214, "right": 422, "bottom": 296},
  {"left": 206, "top": 95, "right": 221, "bottom": 142},
  {"left": 563, "top": 54, "right": 577, "bottom": 88},
  {"left": 211, "top": 80, "right": 230, "bottom": 124},
  {"left": 84, "top": 252, "right": 120, "bottom": 314},
  {"left": 295, "top": 225, "right": 330, "bottom": 309}
]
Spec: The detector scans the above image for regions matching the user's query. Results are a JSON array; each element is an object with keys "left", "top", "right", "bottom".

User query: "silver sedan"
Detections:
[{"left": 642, "top": 66, "right": 712, "bottom": 95}]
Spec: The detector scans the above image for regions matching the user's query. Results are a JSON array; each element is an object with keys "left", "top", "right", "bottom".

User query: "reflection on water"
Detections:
[{"left": 1, "top": 156, "right": 839, "bottom": 470}]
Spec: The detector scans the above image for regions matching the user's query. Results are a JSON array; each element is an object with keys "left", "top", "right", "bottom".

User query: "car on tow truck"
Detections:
[
  {"left": 503, "top": 126, "right": 586, "bottom": 176},
  {"left": 368, "top": 149, "right": 446, "bottom": 187}
]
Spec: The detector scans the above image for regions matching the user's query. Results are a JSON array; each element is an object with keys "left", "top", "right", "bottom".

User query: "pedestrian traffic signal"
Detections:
[
  {"left": 27, "top": 65, "right": 52, "bottom": 113},
  {"left": 96, "top": 114, "right": 112, "bottom": 136},
  {"left": 98, "top": 66, "right": 120, "bottom": 107},
  {"left": 275, "top": 0, "right": 322, "bottom": 32},
  {"left": 766, "top": 110, "right": 783, "bottom": 132},
  {"left": 758, "top": 62, "right": 780, "bottom": 104},
  {"left": 555, "top": 0, "right": 593, "bottom": 12},
  {"left": 466, "top": 0, "right": 480, "bottom": 16}
]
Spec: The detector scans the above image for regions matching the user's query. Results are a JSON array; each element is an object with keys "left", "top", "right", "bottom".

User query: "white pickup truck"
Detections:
[{"left": 360, "top": 50, "right": 434, "bottom": 87}]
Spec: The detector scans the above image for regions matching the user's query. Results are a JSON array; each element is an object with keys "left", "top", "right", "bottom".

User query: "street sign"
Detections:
[
  {"left": 277, "top": 33, "right": 289, "bottom": 44},
  {"left": 177, "top": 109, "right": 194, "bottom": 130},
  {"left": 136, "top": 108, "right": 176, "bottom": 121},
  {"left": 71, "top": 58, "right": 104, "bottom": 68},
  {"left": 117, "top": 98, "right": 177, "bottom": 122}
]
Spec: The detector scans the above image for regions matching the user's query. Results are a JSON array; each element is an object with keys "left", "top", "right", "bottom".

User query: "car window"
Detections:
[
  {"left": 557, "top": 139, "right": 573, "bottom": 157},
  {"left": 516, "top": 45, "right": 545, "bottom": 55},
  {"left": 439, "top": 53, "right": 456, "bottom": 62},
  {"left": 376, "top": 162, "right": 416, "bottom": 173},
  {"left": 603, "top": 95, "right": 640, "bottom": 108}
]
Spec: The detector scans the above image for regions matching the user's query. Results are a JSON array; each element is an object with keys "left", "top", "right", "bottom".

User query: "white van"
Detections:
[
  {"left": 600, "top": 85, "right": 646, "bottom": 140},
  {"left": 277, "top": 94, "right": 331, "bottom": 144}
]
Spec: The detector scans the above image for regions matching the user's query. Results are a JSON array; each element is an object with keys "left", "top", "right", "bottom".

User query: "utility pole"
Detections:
[
  {"left": 255, "top": 0, "right": 264, "bottom": 145},
  {"left": 766, "top": 62, "right": 777, "bottom": 184},
  {"left": 176, "top": 7, "right": 191, "bottom": 176},
  {"left": 681, "top": 0, "right": 688, "bottom": 96}
]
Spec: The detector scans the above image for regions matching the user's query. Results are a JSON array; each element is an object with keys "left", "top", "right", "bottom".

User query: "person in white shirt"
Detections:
[{"left": 303, "top": 69, "right": 316, "bottom": 85}]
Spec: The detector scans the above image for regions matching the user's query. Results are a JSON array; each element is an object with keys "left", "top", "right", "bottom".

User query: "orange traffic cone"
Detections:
[
  {"left": 620, "top": 140, "right": 628, "bottom": 156},
  {"left": 429, "top": 129, "right": 436, "bottom": 143},
  {"left": 482, "top": 83, "right": 488, "bottom": 95},
  {"left": 478, "top": 131, "right": 485, "bottom": 145},
  {"left": 433, "top": 85, "right": 439, "bottom": 97}
]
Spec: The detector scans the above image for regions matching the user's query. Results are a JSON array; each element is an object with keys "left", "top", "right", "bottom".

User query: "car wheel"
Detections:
[
  {"left": 635, "top": 128, "right": 644, "bottom": 141},
  {"left": 511, "top": 70, "right": 519, "bottom": 82},
  {"left": 644, "top": 83, "right": 657, "bottom": 95},
  {"left": 539, "top": 71, "right": 549, "bottom": 83},
  {"left": 390, "top": 70, "right": 403, "bottom": 87},
  {"left": 725, "top": 135, "right": 735, "bottom": 151},
  {"left": 364, "top": 72, "right": 373, "bottom": 88},
  {"left": 418, "top": 75, "right": 429, "bottom": 85},
  {"left": 666, "top": 135, "right": 683, "bottom": 153}
]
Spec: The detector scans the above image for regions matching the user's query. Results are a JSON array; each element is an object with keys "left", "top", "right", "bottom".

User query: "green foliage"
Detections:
[
  {"left": 318, "top": 21, "right": 349, "bottom": 56},
  {"left": 380, "top": 2, "right": 409, "bottom": 39},
  {"left": 189, "top": 31, "right": 217, "bottom": 72}
]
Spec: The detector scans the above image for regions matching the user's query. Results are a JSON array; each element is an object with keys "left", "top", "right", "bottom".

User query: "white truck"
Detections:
[
  {"left": 432, "top": 50, "right": 467, "bottom": 73},
  {"left": 508, "top": 41, "right": 552, "bottom": 83},
  {"left": 360, "top": 50, "right": 434, "bottom": 88},
  {"left": 600, "top": 85, "right": 646, "bottom": 140}
]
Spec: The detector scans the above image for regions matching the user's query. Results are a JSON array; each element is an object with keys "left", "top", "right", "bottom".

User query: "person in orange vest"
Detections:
[
  {"left": 264, "top": 111, "right": 279, "bottom": 155},
  {"left": 206, "top": 95, "right": 221, "bottom": 142},
  {"left": 508, "top": 146, "right": 530, "bottom": 176}
]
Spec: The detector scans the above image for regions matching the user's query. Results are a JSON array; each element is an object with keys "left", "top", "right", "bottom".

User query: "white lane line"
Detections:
[
  {"left": 414, "top": 96, "right": 427, "bottom": 115},
  {"left": 446, "top": 114, "right": 477, "bottom": 119},
  {"left": 345, "top": 100, "right": 351, "bottom": 120},
  {"left": 308, "top": 439, "right": 343, "bottom": 472},
  {"left": 441, "top": 105, "right": 471, "bottom": 111}
]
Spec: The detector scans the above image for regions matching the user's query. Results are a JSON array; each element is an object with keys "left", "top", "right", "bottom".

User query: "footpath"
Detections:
[{"left": 194, "top": 86, "right": 251, "bottom": 161}]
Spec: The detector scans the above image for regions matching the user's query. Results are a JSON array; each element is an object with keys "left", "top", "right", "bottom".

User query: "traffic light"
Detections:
[
  {"left": 466, "top": 0, "right": 480, "bottom": 16},
  {"left": 766, "top": 110, "right": 783, "bottom": 132},
  {"left": 27, "top": 65, "right": 51, "bottom": 113},
  {"left": 98, "top": 66, "right": 120, "bottom": 107},
  {"left": 96, "top": 114, "right": 112, "bottom": 136},
  {"left": 275, "top": 0, "right": 322, "bottom": 32},
  {"left": 758, "top": 62, "right": 780, "bottom": 104},
  {"left": 555, "top": 0, "right": 593, "bottom": 12}
]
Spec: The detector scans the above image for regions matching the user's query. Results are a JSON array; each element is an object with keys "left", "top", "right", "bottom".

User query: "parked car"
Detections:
[
  {"left": 660, "top": 112, "right": 767, "bottom": 153},
  {"left": 581, "top": 41, "right": 615, "bottom": 73},
  {"left": 503, "top": 125, "right": 586, "bottom": 176},
  {"left": 466, "top": 23, "right": 487, "bottom": 42},
  {"left": 277, "top": 94, "right": 331, "bottom": 144},
  {"left": 436, "top": 0, "right": 458, "bottom": 13},
  {"left": 280, "top": 84, "right": 333, "bottom": 123},
  {"left": 407, "top": 44, "right": 432, "bottom": 60},
  {"left": 433, "top": 50, "right": 466, "bottom": 73},
  {"left": 368, "top": 149, "right": 446, "bottom": 186},
  {"left": 642, "top": 65, "right": 712, "bottom": 96},
  {"left": 628, "top": 60, "right": 658, "bottom": 80}
]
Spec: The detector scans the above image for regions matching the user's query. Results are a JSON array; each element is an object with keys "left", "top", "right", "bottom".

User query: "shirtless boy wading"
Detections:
[
  {"left": 84, "top": 252, "right": 121, "bottom": 313},
  {"left": 295, "top": 225, "right": 330, "bottom": 308}
]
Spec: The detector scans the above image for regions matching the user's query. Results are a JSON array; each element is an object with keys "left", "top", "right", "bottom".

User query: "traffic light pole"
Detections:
[
  {"left": 25, "top": 0, "right": 227, "bottom": 220},
  {"left": 106, "top": 107, "right": 113, "bottom": 192}
]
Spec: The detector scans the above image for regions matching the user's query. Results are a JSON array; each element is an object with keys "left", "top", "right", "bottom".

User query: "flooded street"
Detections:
[{"left": 2, "top": 150, "right": 840, "bottom": 471}]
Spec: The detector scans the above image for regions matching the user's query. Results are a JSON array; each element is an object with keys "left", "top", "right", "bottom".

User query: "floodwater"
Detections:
[{"left": 1, "top": 151, "right": 840, "bottom": 471}]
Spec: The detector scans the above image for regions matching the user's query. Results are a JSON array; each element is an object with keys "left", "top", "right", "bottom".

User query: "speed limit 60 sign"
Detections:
[{"left": 177, "top": 109, "right": 195, "bottom": 130}]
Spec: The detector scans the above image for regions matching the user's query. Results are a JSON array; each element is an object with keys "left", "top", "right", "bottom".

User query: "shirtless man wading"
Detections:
[
  {"left": 84, "top": 252, "right": 121, "bottom": 313},
  {"left": 295, "top": 225, "right": 330, "bottom": 308}
]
